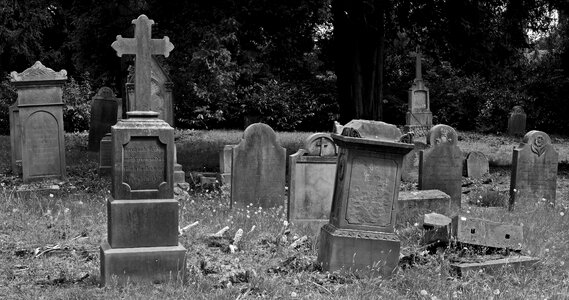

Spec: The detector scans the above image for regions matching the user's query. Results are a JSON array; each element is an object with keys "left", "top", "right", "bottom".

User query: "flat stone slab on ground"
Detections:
[{"left": 451, "top": 255, "right": 539, "bottom": 276}]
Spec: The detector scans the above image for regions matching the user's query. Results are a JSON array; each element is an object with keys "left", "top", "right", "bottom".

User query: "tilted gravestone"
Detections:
[
  {"left": 507, "top": 106, "right": 527, "bottom": 136},
  {"left": 100, "top": 14, "right": 186, "bottom": 286},
  {"left": 126, "top": 56, "right": 174, "bottom": 126},
  {"left": 401, "top": 141, "right": 428, "bottom": 182},
  {"left": 231, "top": 123, "right": 286, "bottom": 208},
  {"left": 89, "top": 86, "right": 122, "bottom": 152},
  {"left": 465, "top": 151, "right": 489, "bottom": 179},
  {"left": 318, "top": 120, "right": 414, "bottom": 277},
  {"left": 88, "top": 87, "right": 122, "bottom": 151},
  {"left": 509, "top": 130, "right": 558, "bottom": 210},
  {"left": 10, "top": 61, "right": 67, "bottom": 183},
  {"left": 419, "top": 124, "right": 463, "bottom": 209},
  {"left": 404, "top": 47, "right": 432, "bottom": 136},
  {"left": 288, "top": 133, "right": 337, "bottom": 233},
  {"left": 219, "top": 144, "right": 236, "bottom": 185}
]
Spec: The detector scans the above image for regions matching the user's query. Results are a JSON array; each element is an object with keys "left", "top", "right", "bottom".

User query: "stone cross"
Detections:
[
  {"left": 111, "top": 14, "right": 174, "bottom": 112},
  {"left": 410, "top": 46, "right": 423, "bottom": 81}
]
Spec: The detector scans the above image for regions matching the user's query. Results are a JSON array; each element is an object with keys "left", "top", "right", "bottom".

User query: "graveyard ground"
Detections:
[{"left": 0, "top": 131, "right": 568, "bottom": 299}]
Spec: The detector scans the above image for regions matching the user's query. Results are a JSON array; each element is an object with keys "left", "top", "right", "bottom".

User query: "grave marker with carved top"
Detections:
[
  {"left": 88, "top": 87, "right": 122, "bottom": 151},
  {"left": 404, "top": 47, "right": 433, "bottom": 136},
  {"left": 100, "top": 14, "right": 185, "bottom": 286},
  {"left": 509, "top": 130, "right": 558, "bottom": 210},
  {"left": 10, "top": 61, "right": 67, "bottom": 182}
]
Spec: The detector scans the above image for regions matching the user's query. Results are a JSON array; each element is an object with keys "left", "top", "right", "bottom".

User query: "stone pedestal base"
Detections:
[
  {"left": 100, "top": 241, "right": 186, "bottom": 286},
  {"left": 406, "top": 112, "right": 432, "bottom": 127},
  {"left": 317, "top": 224, "right": 400, "bottom": 277},
  {"left": 174, "top": 163, "right": 186, "bottom": 184}
]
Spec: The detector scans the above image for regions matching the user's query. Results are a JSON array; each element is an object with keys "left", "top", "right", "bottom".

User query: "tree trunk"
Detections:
[{"left": 333, "top": 0, "right": 385, "bottom": 123}]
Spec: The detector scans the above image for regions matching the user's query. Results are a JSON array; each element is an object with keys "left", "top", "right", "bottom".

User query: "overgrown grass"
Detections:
[{"left": 0, "top": 131, "right": 568, "bottom": 299}]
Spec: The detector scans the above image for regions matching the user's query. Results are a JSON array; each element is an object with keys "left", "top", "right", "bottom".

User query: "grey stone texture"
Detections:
[{"left": 88, "top": 87, "right": 122, "bottom": 151}]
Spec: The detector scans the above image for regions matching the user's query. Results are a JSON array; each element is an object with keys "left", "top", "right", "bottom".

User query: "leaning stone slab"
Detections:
[
  {"left": 398, "top": 189, "right": 451, "bottom": 213},
  {"left": 451, "top": 256, "right": 539, "bottom": 277},
  {"left": 509, "top": 130, "right": 558, "bottom": 210},
  {"left": 451, "top": 215, "right": 523, "bottom": 251}
]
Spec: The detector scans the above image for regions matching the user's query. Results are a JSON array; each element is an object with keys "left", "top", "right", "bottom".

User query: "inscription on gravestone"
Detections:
[
  {"left": 347, "top": 156, "right": 396, "bottom": 226},
  {"left": 26, "top": 112, "right": 61, "bottom": 176},
  {"left": 123, "top": 137, "right": 166, "bottom": 190}
]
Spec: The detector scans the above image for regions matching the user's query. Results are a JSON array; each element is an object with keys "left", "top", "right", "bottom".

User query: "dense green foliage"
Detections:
[{"left": 1, "top": 0, "right": 569, "bottom": 133}]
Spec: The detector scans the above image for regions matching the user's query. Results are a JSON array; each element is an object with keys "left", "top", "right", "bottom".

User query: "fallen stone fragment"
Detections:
[
  {"left": 422, "top": 212, "right": 452, "bottom": 245},
  {"left": 398, "top": 190, "right": 451, "bottom": 213},
  {"left": 451, "top": 255, "right": 539, "bottom": 276},
  {"left": 451, "top": 215, "right": 523, "bottom": 250}
]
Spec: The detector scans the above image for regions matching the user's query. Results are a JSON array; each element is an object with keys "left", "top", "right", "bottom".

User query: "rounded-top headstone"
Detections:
[
  {"left": 95, "top": 86, "right": 116, "bottom": 100},
  {"left": 511, "top": 106, "right": 525, "bottom": 115},
  {"left": 522, "top": 130, "right": 552, "bottom": 157},
  {"left": 304, "top": 133, "right": 337, "bottom": 156},
  {"left": 341, "top": 119, "right": 401, "bottom": 141},
  {"left": 427, "top": 124, "right": 458, "bottom": 146}
]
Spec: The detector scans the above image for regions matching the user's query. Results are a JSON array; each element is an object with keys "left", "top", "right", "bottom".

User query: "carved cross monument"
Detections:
[
  {"left": 111, "top": 14, "right": 174, "bottom": 113},
  {"left": 101, "top": 14, "right": 185, "bottom": 286},
  {"left": 405, "top": 46, "right": 433, "bottom": 136}
]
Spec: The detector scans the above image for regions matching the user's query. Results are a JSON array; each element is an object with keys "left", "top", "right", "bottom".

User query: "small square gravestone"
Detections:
[
  {"left": 88, "top": 87, "right": 122, "bottom": 151},
  {"left": 419, "top": 124, "right": 463, "bottom": 208},
  {"left": 10, "top": 61, "right": 67, "bottom": 183},
  {"left": 231, "top": 123, "right": 286, "bottom": 208},
  {"left": 465, "top": 151, "right": 489, "bottom": 178},
  {"left": 318, "top": 120, "right": 414, "bottom": 277},
  {"left": 509, "top": 130, "right": 558, "bottom": 210},
  {"left": 288, "top": 133, "right": 338, "bottom": 233},
  {"left": 126, "top": 56, "right": 174, "bottom": 126},
  {"left": 507, "top": 106, "right": 526, "bottom": 136}
]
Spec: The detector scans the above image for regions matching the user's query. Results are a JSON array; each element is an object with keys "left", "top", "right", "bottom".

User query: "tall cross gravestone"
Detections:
[
  {"left": 10, "top": 62, "right": 67, "bottom": 182},
  {"left": 404, "top": 47, "right": 433, "bottom": 136},
  {"left": 100, "top": 15, "right": 185, "bottom": 286}
]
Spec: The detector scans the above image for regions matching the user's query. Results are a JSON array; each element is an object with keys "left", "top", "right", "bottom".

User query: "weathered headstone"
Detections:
[
  {"left": 401, "top": 141, "right": 428, "bottom": 182},
  {"left": 507, "top": 106, "right": 527, "bottom": 136},
  {"left": 10, "top": 61, "right": 67, "bottom": 183},
  {"left": 509, "top": 130, "right": 558, "bottom": 210},
  {"left": 88, "top": 87, "right": 122, "bottom": 151},
  {"left": 9, "top": 105, "right": 22, "bottom": 174},
  {"left": 451, "top": 215, "right": 523, "bottom": 250},
  {"left": 419, "top": 124, "right": 463, "bottom": 208},
  {"left": 126, "top": 56, "right": 174, "bottom": 126},
  {"left": 100, "top": 14, "right": 185, "bottom": 286},
  {"left": 318, "top": 120, "right": 414, "bottom": 277},
  {"left": 404, "top": 47, "right": 432, "bottom": 136},
  {"left": 288, "top": 133, "right": 337, "bottom": 233},
  {"left": 230, "top": 123, "right": 286, "bottom": 208},
  {"left": 99, "top": 134, "right": 112, "bottom": 176},
  {"left": 465, "top": 151, "right": 489, "bottom": 178},
  {"left": 219, "top": 144, "right": 236, "bottom": 185}
]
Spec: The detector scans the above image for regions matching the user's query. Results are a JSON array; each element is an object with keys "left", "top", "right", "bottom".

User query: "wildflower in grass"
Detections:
[
  {"left": 561, "top": 212, "right": 565, "bottom": 216},
  {"left": 414, "top": 223, "right": 419, "bottom": 227},
  {"left": 420, "top": 290, "right": 428, "bottom": 296},
  {"left": 542, "top": 198, "right": 547, "bottom": 202},
  {"left": 49, "top": 194, "right": 54, "bottom": 198},
  {"left": 493, "top": 289, "right": 500, "bottom": 295},
  {"left": 560, "top": 261, "right": 565, "bottom": 266}
]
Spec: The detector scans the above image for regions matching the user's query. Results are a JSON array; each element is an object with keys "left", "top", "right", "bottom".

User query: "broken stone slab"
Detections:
[
  {"left": 422, "top": 212, "right": 452, "bottom": 245},
  {"left": 451, "top": 215, "right": 523, "bottom": 251},
  {"left": 398, "top": 189, "right": 451, "bottom": 213},
  {"left": 451, "top": 255, "right": 539, "bottom": 276}
]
